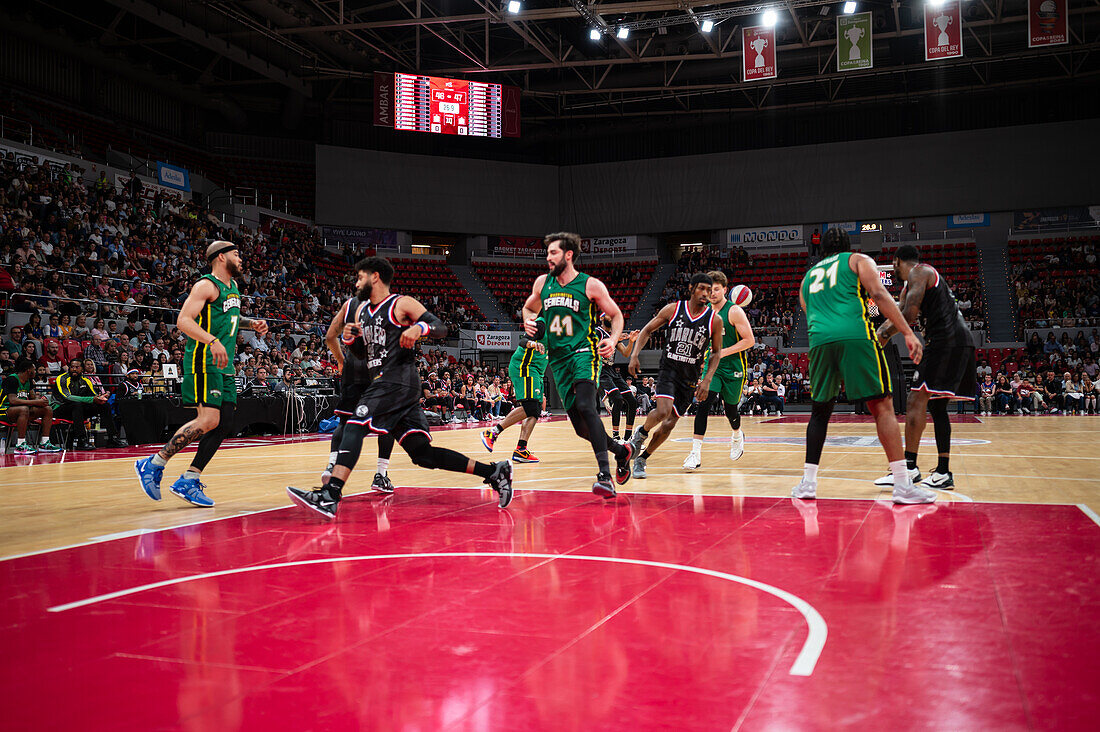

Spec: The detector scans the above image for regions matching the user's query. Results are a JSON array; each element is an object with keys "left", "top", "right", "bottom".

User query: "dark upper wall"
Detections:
[
  {"left": 316, "top": 120, "right": 1100, "bottom": 235},
  {"left": 315, "top": 145, "right": 559, "bottom": 234}
]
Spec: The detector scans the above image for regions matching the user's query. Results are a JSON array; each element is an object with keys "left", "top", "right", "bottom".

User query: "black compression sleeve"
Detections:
[{"left": 417, "top": 311, "right": 448, "bottom": 339}]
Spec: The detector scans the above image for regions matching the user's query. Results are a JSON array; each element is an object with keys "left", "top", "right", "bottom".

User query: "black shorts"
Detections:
[
  {"left": 599, "top": 365, "right": 629, "bottom": 396},
  {"left": 334, "top": 380, "right": 369, "bottom": 417},
  {"left": 347, "top": 383, "right": 432, "bottom": 443},
  {"left": 912, "top": 344, "right": 976, "bottom": 401},
  {"left": 654, "top": 369, "right": 697, "bottom": 417}
]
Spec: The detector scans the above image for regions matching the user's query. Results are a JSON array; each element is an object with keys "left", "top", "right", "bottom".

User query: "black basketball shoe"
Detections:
[
  {"left": 593, "top": 471, "right": 617, "bottom": 499},
  {"left": 371, "top": 473, "right": 396, "bottom": 494},
  {"left": 614, "top": 441, "right": 634, "bottom": 486},
  {"left": 485, "top": 460, "right": 515, "bottom": 508},
  {"left": 287, "top": 485, "right": 340, "bottom": 519}
]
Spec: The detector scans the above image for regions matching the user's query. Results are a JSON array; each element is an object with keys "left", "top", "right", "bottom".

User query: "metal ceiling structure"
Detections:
[{"left": 14, "top": 0, "right": 1100, "bottom": 129}]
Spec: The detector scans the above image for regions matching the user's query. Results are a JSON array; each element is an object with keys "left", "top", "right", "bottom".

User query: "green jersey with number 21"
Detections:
[{"left": 801, "top": 252, "right": 878, "bottom": 347}]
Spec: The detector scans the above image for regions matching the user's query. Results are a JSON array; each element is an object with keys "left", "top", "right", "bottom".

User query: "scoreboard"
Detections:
[{"left": 375, "top": 72, "right": 520, "bottom": 138}]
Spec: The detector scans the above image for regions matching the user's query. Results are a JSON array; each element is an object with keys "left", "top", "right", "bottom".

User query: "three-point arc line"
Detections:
[{"left": 47, "top": 551, "right": 828, "bottom": 676}]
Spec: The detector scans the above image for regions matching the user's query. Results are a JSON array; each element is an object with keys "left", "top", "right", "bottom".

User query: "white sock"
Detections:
[
  {"left": 151, "top": 453, "right": 168, "bottom": 467},
  {"left": 328, "top": 451, "right": 338, "bottom": 467},
  {"left": 802, "top": 463, "right": 818, "bottom": 483},
  {"left": 691, "top": 438, "right": 702, "bottom": 454},
  {"left": 732, "top": 429, "right": 743, "bottom": 441},
  {"left": 184, "top": 469, "right": 201, "bottom": 481},
  {"left": 889, "top": 459, "right": 909, "bottom": 489},
  {"left": 377, "top": 458, "right": 389, "bottom": 476},
  {"left": 15, "top": 437, "right": 26, "bottom": 446},
  {"left": 40, "top": 435, "right": 50, "bottom": 445}
]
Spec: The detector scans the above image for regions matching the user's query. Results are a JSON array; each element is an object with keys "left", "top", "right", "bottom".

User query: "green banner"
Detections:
[{"left": 837, "top": 12, "right": 873, "bottom": 72}]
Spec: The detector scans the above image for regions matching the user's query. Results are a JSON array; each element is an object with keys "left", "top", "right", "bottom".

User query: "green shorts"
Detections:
[
  {"left": 808, "top": 339, "right": 891, "bottom": 403},
  {"left": 548, "top": 347, "right": 601, "bottom": 411},
  {"left": 181, "top": 370, "right": 237, "bottom": 407},
  {"left": 710, "top": 367, "right": 748, "bottom": 406},
  {"left": 509, "top": 362, "right": 545, "bottom": 402}
]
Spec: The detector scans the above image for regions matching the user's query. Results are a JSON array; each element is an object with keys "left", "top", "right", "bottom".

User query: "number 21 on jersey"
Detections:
[{"left": 807, "top": 260, "right": 840, "bottom": 293}]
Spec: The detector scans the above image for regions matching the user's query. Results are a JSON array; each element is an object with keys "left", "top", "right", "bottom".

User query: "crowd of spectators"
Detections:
[
  {"left": 654, "top": 246, "right": 795, "bottom": 348},
  {"left": 0, "top": 148, "right": 372, "bottom": 397},
  {"left": 1012, "top": 239, "right": 1100, "bottom": 330},
  {"left": 972, "top": 331, "right": 1100, "bottom": 415}
]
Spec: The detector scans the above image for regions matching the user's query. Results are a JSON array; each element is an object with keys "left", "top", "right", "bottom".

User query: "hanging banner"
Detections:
[
  {"left": 742, "top": 26, "right": 777, "bottom": 82},
  {"left": 1029, "top": 0, "right": 1068, "bottom": 48},
  {"left": 156, "top": 162, "right": 190, "bottom": 192},
  {"left": 373, "top": 72, "right": 393, "bottom": 127},
  {"left": 474, "top": 332, "right": 513, "bottom": 350},
  {"left": 837, "top": 12, "right": 873, "bottom": 72},
  {"left": 948, "top": 214, "right": 990, "bottom": 229},
  {"left": 727, "top": 225, "right": 803, "bottom": 246},
  {"left": 924, "top": 1, "right": 963, "bottom": 61},
  {"left": 489, "top": 235, "right": 545, "bottom": 257},
  {"left": 581, "top": 236, "right": 637, "bottom": 257}
]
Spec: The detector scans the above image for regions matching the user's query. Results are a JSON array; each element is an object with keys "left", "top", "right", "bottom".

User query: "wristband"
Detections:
[{"left": 417, "top": 321, "right": 430, "bottom": 336}]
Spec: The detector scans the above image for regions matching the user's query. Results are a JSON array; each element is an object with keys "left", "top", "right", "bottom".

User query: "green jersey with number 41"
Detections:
[
  {"left": 801, "top": 252, "right": 877, "bottom": 347},
  {"left": 183, "top": 273, "right": 241, "bottom": 375},
  {"left": 539, "top": 271, "right": 598, "bottom": 356}
]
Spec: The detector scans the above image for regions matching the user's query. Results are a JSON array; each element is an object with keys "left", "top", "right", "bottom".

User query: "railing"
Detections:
[
  {"left": 471, "top": 248, "right": 659, "bottom": 263},
  {"left": 876, "top": 230, "right": 975, "bottom": 244},
  {"left": 1008, "top": 220, "right": 1100, "bottom": 237},
  {"left": 0, "top": 114, "right": 33, "bottom": 146}
]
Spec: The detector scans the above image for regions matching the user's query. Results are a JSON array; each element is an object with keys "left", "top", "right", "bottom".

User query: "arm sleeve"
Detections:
[{"left": 417, "top": 310, "right": 448, "bottom": 339}]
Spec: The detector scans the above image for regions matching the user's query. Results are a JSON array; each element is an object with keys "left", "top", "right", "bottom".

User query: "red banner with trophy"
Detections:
[
  {"left": 742, "top": 26, "right": 777, "bottom": 82},
  {"left": 1029, "top": 0, "right": 1068, "bottom": 47},
  {"left": 924, "top": 1, "right": 963, "bottom": 61}
]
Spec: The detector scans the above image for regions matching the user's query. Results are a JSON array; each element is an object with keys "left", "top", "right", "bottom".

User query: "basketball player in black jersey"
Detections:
[
  {"left": 288, "top": 258, "right": 514, "bottom": 518},
  {"left": 324, "top": 293, "right": 396, "bottom": 493},
  {"left": 596, "top": 315, "right": 640, "bottom": 441},
  {"left": 626, "top": 273, "right": 724, "bottom": 478},
  {"left": 875, "top": 245, "right": 976, "bottom": 490}
]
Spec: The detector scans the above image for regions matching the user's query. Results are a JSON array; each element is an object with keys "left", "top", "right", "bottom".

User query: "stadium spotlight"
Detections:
[
  {"left": 927, "top": 0, "right": 945, "bottom": 5},
  {"left": 590, "top": 28, "right": 601, "bottom": 40},
  {"left": 617, "top": 26, "right": 629, "bottom": 39},
  {"left": 762, "top": 9, "right": 778, "bottom": 26},
  {"left": 701, "top": 19, "right": 714, "bottom": 33},
  {"left": 507, "top": 0, "right": 521, "bottom": 13},
  {"left": 843, "top": 1, "right": 857, "bottom": 13}
]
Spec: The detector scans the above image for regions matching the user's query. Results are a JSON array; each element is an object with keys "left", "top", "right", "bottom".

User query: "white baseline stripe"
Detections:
[
  {"left": 46, "top": 551, "right": 827, "bottom": 677},
  {"left": 1077, "top": 504, "right": 1100, "bottom": 528}
]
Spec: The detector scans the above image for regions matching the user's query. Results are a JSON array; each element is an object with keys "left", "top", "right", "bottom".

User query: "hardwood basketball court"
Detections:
[{"left": 1, "top": 415, "right": 1097, "bottom": 729}]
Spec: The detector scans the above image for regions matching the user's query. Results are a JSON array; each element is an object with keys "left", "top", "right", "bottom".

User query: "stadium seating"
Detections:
[
  {"left": 474, "top": 259, "right": 657, "bottom": 322},
  {"left": 389, "top": 258, "right": 483, "bottom": 321},
  {"left": 1007, "top": 234, "right": 1099, "bottom": 329}
]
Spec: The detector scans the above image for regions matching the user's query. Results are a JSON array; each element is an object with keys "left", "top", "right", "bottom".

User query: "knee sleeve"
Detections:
[
  {"left": 621, "top": 392, "right": 638, "bottom": 424},
  {"left": 693, "top": 391, "right": 718, "bottom": 435},
  {"left": 573, "top": 382, "right": 609, "bottom": 454},
  {"left": 378, "top": 433, "right": 395, "bottom": 460},
  {"left": 928, "top": 399, "right": 952, "bottom": 454},
  {"left": 191, "top": 403, "right": 236, "bottom": 471},
  {"left": 725, "top": 402, "right": 741, "bottom": 431},
  {"left": 329, "top": 416, "right": 347, "bottom": 451},
  {"left": 805, "top": 400, "right": 835, "bottom": 465},
  {"left": 334, "top": 420, "right": 369, "bottom": 470},
  {"left": 402, "top": 432, "right": 469, "bottom": 473}
]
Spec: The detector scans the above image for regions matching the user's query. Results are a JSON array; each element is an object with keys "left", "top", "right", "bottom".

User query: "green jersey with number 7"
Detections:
[
  {"left": 801, "top": 252, "right": 879, "bottom": 347},
  {"left": 182, "top": 273, "right": 241, "bottom": 375}
]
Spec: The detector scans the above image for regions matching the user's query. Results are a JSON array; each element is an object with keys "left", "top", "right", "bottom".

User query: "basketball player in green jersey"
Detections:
[
  {"left": 792, "top": 228, "right": 934, "bottom": 504},
  {"left": 135, "top": 240, "right": 268, "bottom": 507},
  {"left": 481, "top": 334, "right": 548, "bottom": 463},
  {"left": 522, "top": 232, "right": 634, "bottom": 497},
  {"left": 683, "top": 270, "right": 756, "bottom": 470}
]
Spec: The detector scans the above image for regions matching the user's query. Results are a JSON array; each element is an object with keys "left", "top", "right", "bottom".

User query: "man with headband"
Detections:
[{"left": 134, "top": 240, "right": 268, "bottom": 507}]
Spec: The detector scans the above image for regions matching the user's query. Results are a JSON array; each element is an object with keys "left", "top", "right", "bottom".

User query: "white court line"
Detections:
[
  {"left": 1077, "top": 504, "right": 1100, "bottom": 528},
  {"left": 45, "top": 551, "right": 828, "bottom": 677}
]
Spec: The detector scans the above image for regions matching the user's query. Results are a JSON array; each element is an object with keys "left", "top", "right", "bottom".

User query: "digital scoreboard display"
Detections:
[{"left": 374, "top": 72, "right": 520, "bottom": 138}]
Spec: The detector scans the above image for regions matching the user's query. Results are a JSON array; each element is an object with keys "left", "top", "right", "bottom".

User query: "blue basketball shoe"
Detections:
[
  {"left": 135, "top": 456, "right": 164, "bottom": 501},
  {"left": 169, "top": 475, "right": 215, "bottom": 507}
]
